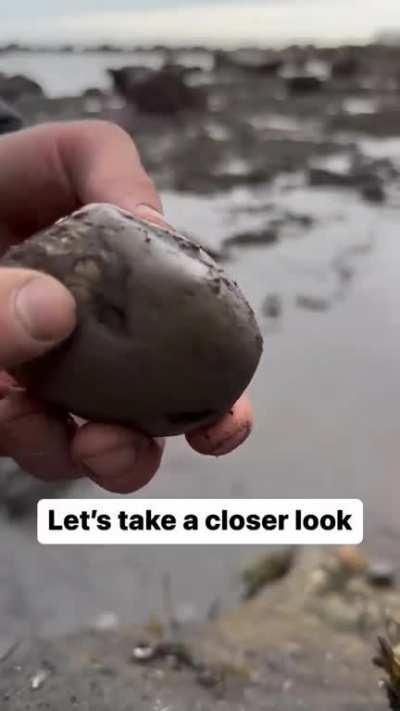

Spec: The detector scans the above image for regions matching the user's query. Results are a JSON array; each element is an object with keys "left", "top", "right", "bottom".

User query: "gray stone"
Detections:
[{"left": 2, "top": 204, "right": 262, "bottom": 437}]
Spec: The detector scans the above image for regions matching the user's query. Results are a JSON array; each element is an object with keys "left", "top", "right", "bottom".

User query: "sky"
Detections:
[{"left": 1, "top": 0, "right": 400, "bottom": 46}]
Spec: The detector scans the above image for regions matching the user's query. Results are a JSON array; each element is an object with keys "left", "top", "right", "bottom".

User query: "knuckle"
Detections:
[{"left": 0, "top": 394, "right": 42, "bottom": 433}]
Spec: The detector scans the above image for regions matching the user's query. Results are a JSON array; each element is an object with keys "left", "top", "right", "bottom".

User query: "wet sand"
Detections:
[{"left": 0, "top": 548, "right": 397, "bottom": 710}]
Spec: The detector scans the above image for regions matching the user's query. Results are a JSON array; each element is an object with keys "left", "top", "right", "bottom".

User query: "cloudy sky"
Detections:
[{"left": 1, "top": 0, "right": 400, "bottom": 46}]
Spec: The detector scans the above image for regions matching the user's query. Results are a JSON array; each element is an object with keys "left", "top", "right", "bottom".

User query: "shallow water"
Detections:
[
  {"left": 0, "top": 156, "right": 400, "bottom": 642},
  {"left": 0, "top": 50, "right": 213, "bottom": 97}
]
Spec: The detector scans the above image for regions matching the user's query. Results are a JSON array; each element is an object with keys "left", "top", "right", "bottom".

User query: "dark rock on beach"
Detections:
[
  {"left": 285, "top": 74, "right": 324, "bottom": 94},
  {"left": 309, "top": 150, "right": 388, "bottom": 204},
  {"left": 107, "top": 65, "right": 153, "bottom": 93},
  {"left": 108, "top": 66, "right": 206, "bottom": 114},
  {"left": 330, "top": 53, "right": 361, "bottom": 79},
  {"left": 361, "top": 181, "right": 386, "bottom": 204},
  {"left": 0, "top": 99, "right": 23, "bottom": 134},
  {"left": 0, "top": 73, "right": 44, "bottom": 103}
]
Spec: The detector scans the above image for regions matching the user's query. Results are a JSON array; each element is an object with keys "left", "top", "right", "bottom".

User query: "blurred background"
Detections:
[{"left": 0, "top": 0, "right": 400, "bottom": 647}]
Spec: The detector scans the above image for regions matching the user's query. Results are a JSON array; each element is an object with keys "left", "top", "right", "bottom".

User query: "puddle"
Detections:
[
  {"left": 249, "top": 113, "right": 324, "bottom": 142},
  {"left": 0, "top": 49, "right": 214, "bottom": 98},
  {"left": 279, "top": 59, "right": 330, "bottom": 80},
  {"left": 343, "top": 97, "right": 379, "bottom": 115},
  {"left": 163, "top": 180, "right": 381, "bottom": 323},
  {"left": 250, "top": 114, "right": 303, "bottom": 132},
  {"left": 204, "top": 121, "right": 232, "bottom": 141},
  {"left": 357, "top": 136, "right": 400, "bottom": 164},
  {"left": 310, "top": 151, "right": 353, "bottom": 174}
]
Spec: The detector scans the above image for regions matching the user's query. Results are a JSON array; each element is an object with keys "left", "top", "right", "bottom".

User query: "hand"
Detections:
[{"left": 0, "top": 120, "right": 253, "bottom": 493}]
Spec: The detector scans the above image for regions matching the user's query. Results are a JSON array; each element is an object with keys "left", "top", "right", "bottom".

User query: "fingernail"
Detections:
[
  {"left": 15, "top": 276, "right": 76, "bottom": 343},
  {"left": 134, "top": 204, "right": 171, "bottom": 229},
  {"left": 212, "top": 422, "right": 252, "bottom": 457},
  {"left": 82, "top": 443, "right": 138, "bottom": 480}
]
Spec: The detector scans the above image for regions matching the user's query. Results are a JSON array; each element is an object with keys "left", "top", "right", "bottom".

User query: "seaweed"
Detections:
[{"left": 374, "top": 623, "right": 400, "bottom": 710}]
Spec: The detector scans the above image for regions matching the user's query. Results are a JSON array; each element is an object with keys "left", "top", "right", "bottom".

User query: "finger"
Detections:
[
  {"left": 0, "top": 372, "right": 18, "bottom": 456},
  {"left": 0, "top": 120, "right": 164, "bottom": 244},
  {"left": 0, "top": 390, "right": 82, "bottom": 480},
  {"left": 0, "top": 268, "right": 76, "bottom": 369},
  {"left": 72, "top": 423, "right": 165, "bottom": 494},
  {"left": 0, "top": 371, "right": 17, "bottom": 396},
  {"left": 59, "top": 121, "right": 164, "bottom": 216},
  {"left": 186, "top": 394, "right": 253, "bottom": 456}
]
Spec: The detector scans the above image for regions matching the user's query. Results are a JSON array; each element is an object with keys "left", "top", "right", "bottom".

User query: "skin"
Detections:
[{"left": 0, "top": 120, "right": 254, "bottom": 494}]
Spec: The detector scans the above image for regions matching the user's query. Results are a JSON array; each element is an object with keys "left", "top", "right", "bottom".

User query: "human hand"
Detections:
[{"left": 0, "top": 120, "right": 253, "bottom": 493}]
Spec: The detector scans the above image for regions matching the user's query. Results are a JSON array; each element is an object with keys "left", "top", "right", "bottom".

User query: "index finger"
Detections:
[{"left": 0, "top": 119, "right": 163, "bottom": 245}]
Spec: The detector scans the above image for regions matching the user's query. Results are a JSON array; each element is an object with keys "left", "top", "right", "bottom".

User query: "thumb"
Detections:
[{"left": 0, "top": 267, "right": 76, "bottom": 370}]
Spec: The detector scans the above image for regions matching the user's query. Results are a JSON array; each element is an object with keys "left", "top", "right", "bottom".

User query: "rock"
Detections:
[
  {"left": 108, "top": 66, "right": 206, "bottom": 114},
  {"left": 361, "top": 181, "right": 386, "bottom": 203},
  {"left": 336, "top": 546, "right": 368, "bottom": 575},
  {"left": 367, "top": 561, "right": 397, "bottom": 588},
  {"left": 131, "top": 641, "right": 195, "bottom": 668},
  {"left": 214, "top": 50, "right": 283, "bottom": 75},
  {"left": 107, "top": 66, "right": 153, "bottom": 94},
  {"left": 0, "top": 99, "right": 23, "bottom": 134},
  {"left": 245, "top": 59, "right": 284, "bottom": 76},
  {"left": 285, "top": 75, "right": 324, "bottom": 94},
  {"left": 0, "top": 74, "right": 44, "bottom": 102},
  {"left": 309, "top": 167, "right": 354, "bottom": 187},
  {"left": 213, "top": 50, "right": 237, "bottom": 71},
  {"left": 162, "top": 63, "right": 203, "bottom": 78},
  {"left": 331, "top": 55, "right": 361, "bottom": 79},
  {"left": 2, "top": 204, "right": 262, "bottom": 437},
  {"left": 30, "top": 669, "right": 50, "bottom": 691},
  {"left": 309, "top": 167, "right": 386, "bottom": 203}
]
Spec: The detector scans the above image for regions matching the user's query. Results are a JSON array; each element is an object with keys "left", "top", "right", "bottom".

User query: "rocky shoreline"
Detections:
[{"left": 1, "top": 43, "right": 400, "bottom": 196}]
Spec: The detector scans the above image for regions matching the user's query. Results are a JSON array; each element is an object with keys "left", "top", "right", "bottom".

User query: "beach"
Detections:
[{"left": 0, "top": 45, "right": 399, "bottom": 644}]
